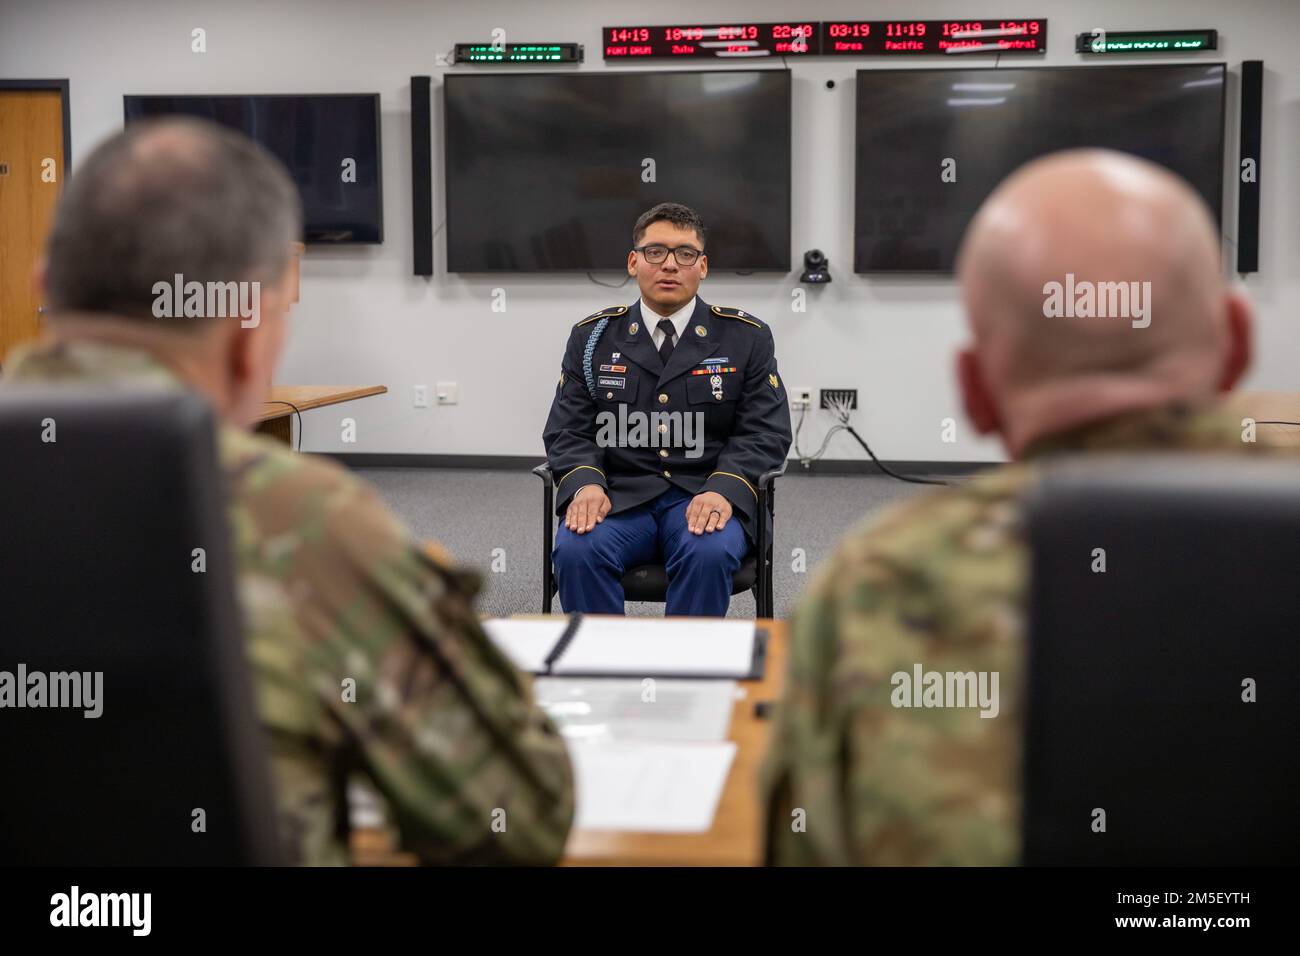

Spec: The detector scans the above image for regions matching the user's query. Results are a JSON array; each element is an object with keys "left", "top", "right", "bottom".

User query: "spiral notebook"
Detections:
[{"left": 483, "top": 615, "right": 767, "bottom": 680}]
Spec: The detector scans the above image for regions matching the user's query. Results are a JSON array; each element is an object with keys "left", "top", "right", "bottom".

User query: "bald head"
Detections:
[{"left": 955, "top": 149, "right": 1249, "bottom": 456}]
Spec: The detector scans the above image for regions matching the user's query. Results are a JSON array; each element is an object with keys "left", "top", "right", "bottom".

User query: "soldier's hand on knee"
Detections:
[
  {"left": 566, "top": 484, "right": 611, "bottom": 534},
  {"left": 687, "top": 491, "right": 732, "bottom": 535}
]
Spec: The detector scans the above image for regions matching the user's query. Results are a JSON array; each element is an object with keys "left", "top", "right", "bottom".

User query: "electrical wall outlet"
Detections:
[
  {"left": 436, "top": 381, "right": 458, "bottom": 405},
  {"left": 413, "top": 385, "right": 429, "bottom": 408},
  {"left": 791, "top": 387, "right": 813, "bottom": 410},
  {"left": 820, "top": 388, "right": 859, "bottom": 410}
]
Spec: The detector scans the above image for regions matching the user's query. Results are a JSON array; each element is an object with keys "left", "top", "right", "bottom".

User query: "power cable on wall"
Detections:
[{"left": 797, "top": 393, "right": 949, "bottom": 485}]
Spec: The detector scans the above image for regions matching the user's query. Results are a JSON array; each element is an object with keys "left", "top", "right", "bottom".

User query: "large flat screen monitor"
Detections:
[
  {"left": 444, "top": 69, "right": 791, "bottom": 272},
  {"left": 854, "top": 63, "right": 1226, "bottom": 272},
  {"left": 124, "top": 94, "right": 383, "bottom": 244}
]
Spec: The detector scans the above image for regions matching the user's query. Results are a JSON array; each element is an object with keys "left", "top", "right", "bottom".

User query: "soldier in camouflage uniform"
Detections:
[
  {"left": 762, "top": 150, "right": 1267, "bottom": 865},
  {"left": 2, "top": 119, "right": 573, "bottom": 865}
]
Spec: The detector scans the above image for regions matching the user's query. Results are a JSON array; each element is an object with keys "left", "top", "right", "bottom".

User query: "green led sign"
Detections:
[
  {"left": 1076, "top": 29, "right": 1217, "bottom": 54},
  {"left": 454, "top": 43, "right": 584, "bottom": 64}
]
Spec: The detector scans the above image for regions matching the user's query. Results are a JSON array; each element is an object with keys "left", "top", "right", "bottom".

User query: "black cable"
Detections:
[
  {"left": 586, "top": 272, "right": 632, "bottom": 289},
  {"left": 1254, "top": 420, "right": 1300, "bottom": 427},
  {"left": 262, "top": 400, "right": 304, "bottom": 451},
  {"left": 818, "top": 394, "right": 948, "bottom": 485},
  {"left": 844, "top": 424, "right": 949, "bottom": 486}
]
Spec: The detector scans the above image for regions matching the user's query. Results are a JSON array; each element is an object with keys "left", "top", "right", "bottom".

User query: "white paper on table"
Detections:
[
  {"left": 557, "top": 617, "right": 757, "bottom": 677},
  {"left": 533, "top": 677, "right": 736, "bottom": 743},
  {"left": 569, "top": 741, "right": 737, "bottom": 833},
  {"left": 481, "top": 618, "right": 569, "bottom": 673}
]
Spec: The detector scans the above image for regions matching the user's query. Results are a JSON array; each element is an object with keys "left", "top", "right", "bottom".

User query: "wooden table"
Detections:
[
  {"left": 1224, "top": 391, "right": 1300, "bottom": 447},
  {"left": 256, "top": 384, "right": 387, "bottom": 445},
  {"left": 350, "top": 617, "right": 788, "bottom": 867}
]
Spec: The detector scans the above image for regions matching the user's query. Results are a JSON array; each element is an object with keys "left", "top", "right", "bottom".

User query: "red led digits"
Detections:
[
  {"left": 820, "top": 18, "right": 1046, "bottom": 55},
  {"left": 603, "top": 22, "right": 820, "bottom": 58},
  {"left": 603, "top": 20, "right": 1046, "bottom": 59}
]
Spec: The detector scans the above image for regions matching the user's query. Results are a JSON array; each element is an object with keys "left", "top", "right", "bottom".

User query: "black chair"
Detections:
[
  {"left": 533, "top": 463, "right": 785, "bottom": 617},
  {"left": 0, "top": 388, "right": 282, "bottom": 865},
  {"left": 1022, "top": 454, "right": 1300, "bottom": 865}
]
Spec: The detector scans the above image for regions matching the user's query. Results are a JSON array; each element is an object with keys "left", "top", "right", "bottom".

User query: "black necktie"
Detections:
[{"left": 657, "top": 318, "right": 677, "bottom": 364}]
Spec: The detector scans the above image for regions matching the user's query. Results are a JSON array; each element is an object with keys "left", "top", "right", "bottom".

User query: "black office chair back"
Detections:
[
  {"left": 1023, "top": 454, "right": 1300, "bottom": 865},
  {"left": 0, "top": 388, "right": 281, "bottom": 864}
]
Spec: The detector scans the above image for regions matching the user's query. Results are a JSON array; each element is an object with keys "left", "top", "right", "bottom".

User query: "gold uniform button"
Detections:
[
  {"left": 659, "top": 449, "right": 668, "bottom": 458},
  {"left": 663, "top": 470, "right": 671, "bottom": 478},
  {"left": 606, "top": 391, "right": 613, "bottom": 399},
  {"left": 658, "top": 423, "right": 668, "bottom": 434},
  {"left": 658, "top": 393, "right": 669, "bottom": 405},
  {"left": 714, "top": 393, "right": 723, "bottom": 401}
]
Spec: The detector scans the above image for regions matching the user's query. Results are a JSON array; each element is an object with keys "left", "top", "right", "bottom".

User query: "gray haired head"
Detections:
[{"left": 44, "top": 117, "right": 302, "bottom": 323}]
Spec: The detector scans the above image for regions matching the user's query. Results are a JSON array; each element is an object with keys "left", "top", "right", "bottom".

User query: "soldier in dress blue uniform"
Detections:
[{"left": 543, "top": 203, "right": 793, "bottom": 616}]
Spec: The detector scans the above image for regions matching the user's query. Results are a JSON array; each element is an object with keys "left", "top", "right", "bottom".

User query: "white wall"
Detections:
[{"left": 3, "top": 0, "right": 1297, "bottom": 463}]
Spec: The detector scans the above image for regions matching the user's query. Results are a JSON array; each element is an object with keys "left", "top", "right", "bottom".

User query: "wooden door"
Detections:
[{"left": 0, "top": 89, "right": 65, "bottom": 365}]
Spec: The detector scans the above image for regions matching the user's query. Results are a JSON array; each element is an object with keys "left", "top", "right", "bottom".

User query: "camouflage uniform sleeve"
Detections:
[
  {"left": 229, "top": 438, "right": 573, "bottom": 865},
  {"left": 761, "top": 484, "right": 1025, "bottom": 866}
]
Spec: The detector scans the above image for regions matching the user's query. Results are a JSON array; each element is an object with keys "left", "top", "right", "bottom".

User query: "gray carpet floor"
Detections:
[{"left": 356, "top": 466, "right": 940, "bottom": 619}]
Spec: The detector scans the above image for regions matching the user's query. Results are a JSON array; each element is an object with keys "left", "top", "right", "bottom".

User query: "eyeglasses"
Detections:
[{"left": 633, "top": 244, "right": 703, "bottom": 267}]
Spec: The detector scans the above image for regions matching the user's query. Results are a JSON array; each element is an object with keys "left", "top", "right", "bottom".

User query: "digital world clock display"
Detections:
[
  {"left": 602, "top": 23, "right": 820, "bottom": 59},
  {"left": 602, "top": 20, "right": 1048, "bottom": 59},
  {"left": 455, "top": 43, "right": 584, "bottom": 64},
  {"left": 821, "top": 20, "right": 1047, "bottom": 55},
  {"left": 1075, "top": 29, "right": 1218, "bottom": 54}
]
